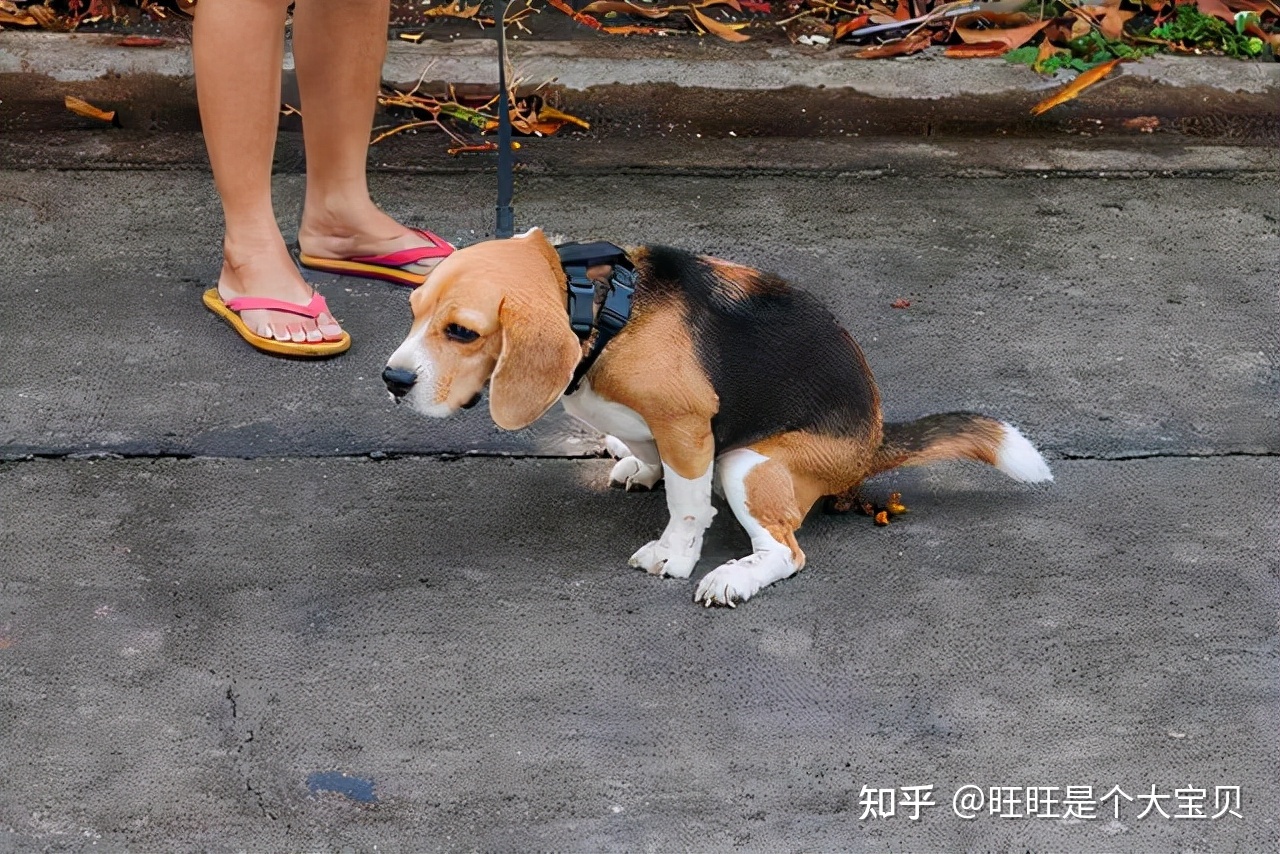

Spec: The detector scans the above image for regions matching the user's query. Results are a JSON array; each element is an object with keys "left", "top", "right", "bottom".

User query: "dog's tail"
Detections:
[{"left": 869, "top": 412, "right": 1053, "bottom": 482}]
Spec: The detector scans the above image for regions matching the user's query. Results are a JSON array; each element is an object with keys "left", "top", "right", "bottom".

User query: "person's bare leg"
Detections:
[
  {"left": 193, "top": 0, "right": 343, "bottom": 344},
  {"left": 293, "top": 0, "right": 447, "bottom": 277}
]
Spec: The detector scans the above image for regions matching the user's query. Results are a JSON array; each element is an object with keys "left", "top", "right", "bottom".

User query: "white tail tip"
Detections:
[{"left": 996, "top": 423, "right": 1053, "bottom": 483}]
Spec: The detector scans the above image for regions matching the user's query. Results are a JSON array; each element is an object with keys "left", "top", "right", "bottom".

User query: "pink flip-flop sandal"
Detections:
[
  {"left": 297, "top": 228, "right": 455, "bottom": 287},
  {"left": 202, "top": 288, "right": 351, "bottom": 358}
]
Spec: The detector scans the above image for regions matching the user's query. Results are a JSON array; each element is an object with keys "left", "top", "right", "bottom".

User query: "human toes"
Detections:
[{"left": 316, "top": 312, "right": 345, "bottom": 341}]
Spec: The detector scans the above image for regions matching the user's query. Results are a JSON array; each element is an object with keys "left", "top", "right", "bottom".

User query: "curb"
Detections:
[
  {"left": 2, "top": 31, "right": 1278, "bottom": 142},
  {"left": 5, "top": 31, "right": 1280, "bottom": 93}
]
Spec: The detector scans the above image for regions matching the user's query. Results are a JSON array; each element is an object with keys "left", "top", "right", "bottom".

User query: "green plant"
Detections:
[
  {"left": 1150, "top": 6, "right": 1265, "bottom": 57},
  {"left": 1006, "top": 30, "right": 1154, "bottom": 74}
]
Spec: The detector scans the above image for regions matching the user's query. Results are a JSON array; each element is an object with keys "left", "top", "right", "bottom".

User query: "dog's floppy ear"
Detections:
[{"left": 489, "top": 293, "right": 581, "bottom": 430}]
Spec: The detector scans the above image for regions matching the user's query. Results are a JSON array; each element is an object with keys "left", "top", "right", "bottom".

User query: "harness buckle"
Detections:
[
  {"left": 565, "top": 266, "right": 597, "bottom": 340},
  {"left": 596, "top": 267, "right": 636, "bottom": 333}
]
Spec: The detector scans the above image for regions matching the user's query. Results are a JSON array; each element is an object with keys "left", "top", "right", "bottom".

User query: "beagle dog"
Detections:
[{"left": 383, "top": 228, "right": 1052, "bottom": 607}]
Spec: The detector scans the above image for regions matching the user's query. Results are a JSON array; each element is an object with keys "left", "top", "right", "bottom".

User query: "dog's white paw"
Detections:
[
  {"left": 610, "top": 456, "right": 664, "bottom": 492},
  {"left": 604, "top": 435, "right": 632, "bottom": 459},
  {"left": 694, "top": 551, "right": 795, "bottom": 608},
  {"left": 629, "top": 536, "right": 702, "bottom": 578}
]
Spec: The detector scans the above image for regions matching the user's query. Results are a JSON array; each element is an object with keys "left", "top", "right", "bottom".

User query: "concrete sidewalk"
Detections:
[
  {"left": 0, "top": 156, "right": 1274, "bottom": 850},
  {"left": 1, "top": 167, "right": 1276, "bottom": 460},
  {"left": 0, "top": 137, "right": 1278, "bottom": 848},
  {"left": 1, "top": 455, "right": 1276, "bottom": 851}
]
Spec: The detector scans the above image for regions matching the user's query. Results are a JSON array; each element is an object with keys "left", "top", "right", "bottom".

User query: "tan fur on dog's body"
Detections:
[{"left": 385, "top": 229, "right": 1052, "bottom": 606}]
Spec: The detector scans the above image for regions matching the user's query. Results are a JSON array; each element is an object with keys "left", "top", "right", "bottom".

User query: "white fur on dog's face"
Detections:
[
  {"left": 384, "top": 229, "right": 583, "bottom": 430},
  {"left": 384, "top": 267, "right": 501, "bottom": 419}
]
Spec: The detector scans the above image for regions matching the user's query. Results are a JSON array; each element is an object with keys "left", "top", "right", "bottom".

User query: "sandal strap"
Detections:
[
  {"left": 224, "top": 292, "right": 331, "bottom": 319},
  {"left": 350, "top": 228, "right": 454, "bottom": 267}
]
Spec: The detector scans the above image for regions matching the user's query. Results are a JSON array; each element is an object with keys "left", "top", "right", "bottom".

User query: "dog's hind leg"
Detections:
[{"left": 694, "top": 447, "right": 823, "bottom": 608}]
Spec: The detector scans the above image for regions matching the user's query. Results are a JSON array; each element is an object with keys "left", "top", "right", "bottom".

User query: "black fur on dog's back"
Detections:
[{"left": 632, "top": 245, "right": 880, "bottom": 453}]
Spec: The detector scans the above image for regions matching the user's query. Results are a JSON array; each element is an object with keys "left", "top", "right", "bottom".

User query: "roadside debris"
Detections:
[
  {"left": 1030, "top": 56, "right": 1125, "bottom": 114},
  {"left": 368, "top": 73, "right": 589, "bottom": 151},
  {"left": 5, "top": 1, "right": 1274, "bottom": 145},
  {"left": 3, "top": 0, "right": 1276, "bottom": 66},
  {"left": 824, "top": 490, "right": 910, "bottom": 525},
  {"left": 63, "top": 94, "right": 118, "bottom": 125},
  {"left": 1123, "top": 114, "right": 1161, "bottom": 130}
]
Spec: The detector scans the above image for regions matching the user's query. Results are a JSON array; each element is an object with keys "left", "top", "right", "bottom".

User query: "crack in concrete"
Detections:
[
  {"left": 224, "top": 681, "right": 278, "bottom": 822},
  {"left": 1055, "top": 450, "right": 1278, "bottom": 462}
]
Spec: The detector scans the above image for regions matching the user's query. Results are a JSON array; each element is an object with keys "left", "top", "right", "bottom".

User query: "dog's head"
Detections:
[{"left": 383, "top": 228, "right": 582, "bottom": 430}]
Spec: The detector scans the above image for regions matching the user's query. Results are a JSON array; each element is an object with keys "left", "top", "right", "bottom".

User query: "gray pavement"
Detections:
[
  {"left": 1, "top": 456, "right": 1276, "bottom": 851},
  {"left": 1, "top": 135, "right": 1278, "bottom": 851},
  {"left": 1, "top": 167, "right": 1276, "bottom": 460}
]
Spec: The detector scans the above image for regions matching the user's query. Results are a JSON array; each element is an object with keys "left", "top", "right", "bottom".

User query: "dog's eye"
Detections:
[{"left": 444, "top": 323, "right": 480, "bottom": 343}]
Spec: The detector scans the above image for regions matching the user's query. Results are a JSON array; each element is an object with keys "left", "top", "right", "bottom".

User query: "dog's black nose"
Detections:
[{"left": 382, "top": 366, "right": 417, "bottom": 398}]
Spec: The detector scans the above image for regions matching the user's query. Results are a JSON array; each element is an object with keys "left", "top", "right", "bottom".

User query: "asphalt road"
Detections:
[{"left": 1, "top": 141, "right": 1277, "bottom": 852}]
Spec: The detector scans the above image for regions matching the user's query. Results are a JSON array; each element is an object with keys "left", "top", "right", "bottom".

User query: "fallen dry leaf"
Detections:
[
  {"left": 1194, "top": 0, "right": 1239, "bottom": 24},
  {"left": 65, "top": 95, "right": 118, "bottom": 125},
  {"left": 26, "top": 4, "right": 71, "bottom": 30},
  {"left": 484, "top": 102, "right": 591, "bottom": 136},
  {"left": 580, "top": 0, "right": 671, "bottom": 17},
  {"left": 853, "top": 31, "right": 932, "bottom": 58},
  {"left": 533, "top": 104, "right": 591, "bottom": 131},
  {"left": 945, "top": 40, "right": 1013, "bottom": 57},
  {"left": 1031, "top": 58, "right": 1125, "bottom": 116},
  {"left": 547, "top": 0, "right": 605, "bottom": 29},
  {"left": 602, "top": 24, "right": 670, "bottom": 34},
  {"left": 422, "top": 1, "right": 484, "bottom": 20},
  {"left": 956, "top": 11, "right": 1037, "bottom": 26},
  {"left": 688, "top": 6, "right": 751, "bottom": 42},
  {"left": 1225, "top": 0, "right": 1280, "bottom": 13},
  {"left": 1081, "top": 0, "right": 1136, "bottom": 41},
  {"left": 1033, "top": 37, "right": 1067, "bottom": 72},
  {"left": 955, "top": 20, "right": 1050, "bottom": 50},
  {"left": 0, "top": 10, "right": 36, "bottom": 26},
  {"left": 832, "top": 14, "right": 871, "bottom": 40},
  {"left": 891, "top": 298, "right": 912, "bottom": 308}
]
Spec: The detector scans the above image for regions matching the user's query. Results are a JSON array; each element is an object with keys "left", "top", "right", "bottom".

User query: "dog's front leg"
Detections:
[
  {"left": 607, "top": 436, "right": 664, "bottom": 492},
  {"left": 628, "top": 422, "right": 715, "bottom": 578}
]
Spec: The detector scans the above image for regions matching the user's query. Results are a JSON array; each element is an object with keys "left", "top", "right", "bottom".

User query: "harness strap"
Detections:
[{"left": 556, "top": 241, "right": 637, "bottom": 395}]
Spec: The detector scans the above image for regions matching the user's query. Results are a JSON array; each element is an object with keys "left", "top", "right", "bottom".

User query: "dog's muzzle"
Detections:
[
  {"left": 460, "top": 392, "right": 482, "bottom": 410},
  {"left": 382, "top": 366, "right": 417, "bottom": 399}
]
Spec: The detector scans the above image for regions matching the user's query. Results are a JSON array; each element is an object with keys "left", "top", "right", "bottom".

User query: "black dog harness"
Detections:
[{"left": 556, "top": 241, "right": 637, "bottom": 395}]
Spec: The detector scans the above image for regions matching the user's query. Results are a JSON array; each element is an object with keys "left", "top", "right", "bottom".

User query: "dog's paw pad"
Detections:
[
  {"left": 694, "top": 565, "right": 758, "bottom": 608},
  {"left": 629, "top": 540, "right": 698, "bottom": 578}
]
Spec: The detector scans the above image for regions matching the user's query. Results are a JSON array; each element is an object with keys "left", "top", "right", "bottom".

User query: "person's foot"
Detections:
[
  {"left": 217, "top": 234, "right": 345, "bottom": 344},
  {"left": 297, "top": 201, "right": 450, "bottom": 281}
]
